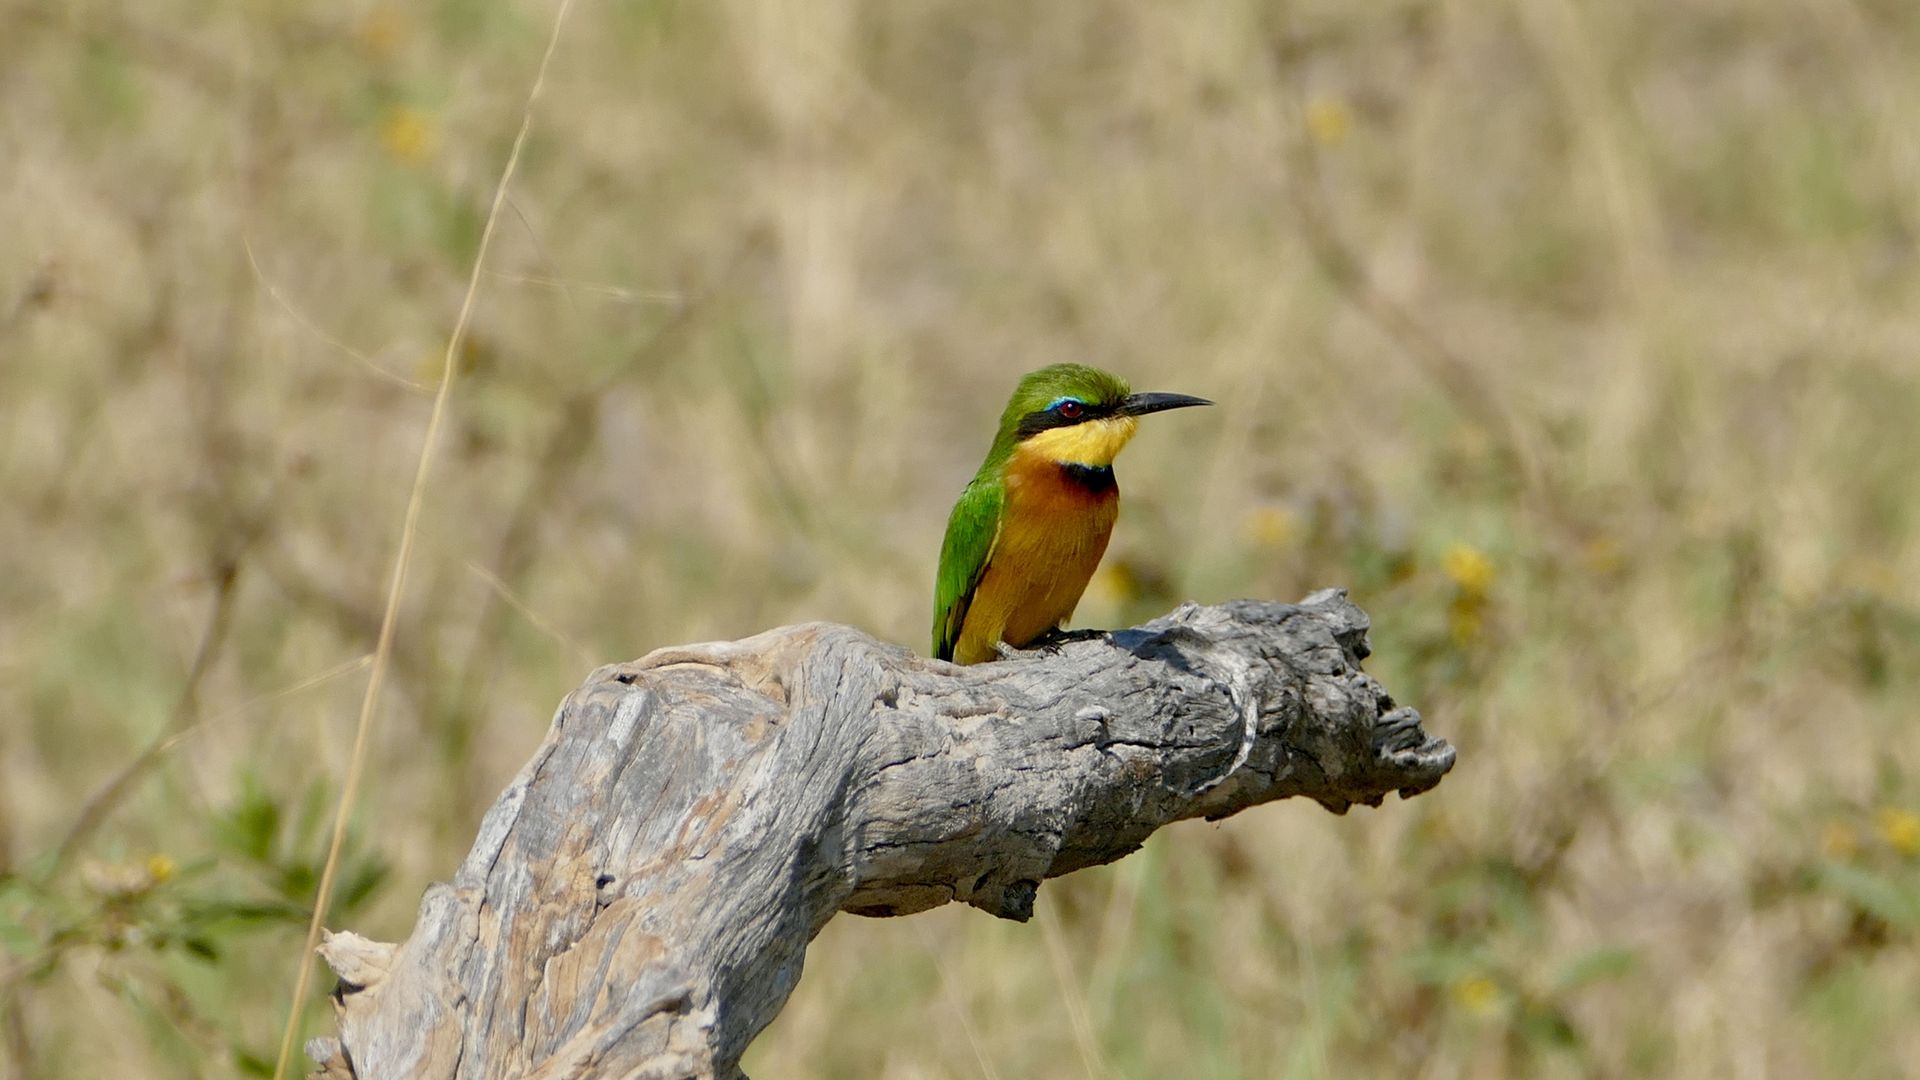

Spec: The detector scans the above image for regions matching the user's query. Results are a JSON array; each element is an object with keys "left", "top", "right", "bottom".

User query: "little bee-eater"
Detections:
[{"left": 932, "top": 364, "right": 1212, "bottom": 665}]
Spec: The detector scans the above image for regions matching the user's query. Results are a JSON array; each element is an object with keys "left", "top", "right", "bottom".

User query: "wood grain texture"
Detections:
[{"left": 307, "top": 590, "right": 1454, "bottom": 1079}]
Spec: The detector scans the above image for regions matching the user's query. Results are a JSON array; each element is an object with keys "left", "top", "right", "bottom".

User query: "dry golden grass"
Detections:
[{"left": 2, "top": 1, "right": 1918, "bottom": 1077}]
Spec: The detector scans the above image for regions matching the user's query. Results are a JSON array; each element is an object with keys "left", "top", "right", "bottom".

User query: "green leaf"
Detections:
[
  {"left": 180, "top": 896, "right": 306, "bottom": 927},
  {"left": 1552, "top": 945, "right": 1638, "bottom": 992},
  {"left": 215, "top": 779, "right": 281, "bottom": 865},
  {"left": 337, "top": 854, "right": 392, "bottom": 914},
  {"left": 1816, "top": 861, "right": 1920, "bottom": 929},
  {"left": 1518, "top": 1002, "right": 1581, "bottom": 1049},
  {"left": 1399, "top": 942, "right": 1489, "bottom": 985},
  {"left": 278, "top": 862, "right": 319, "bottom": 905}
]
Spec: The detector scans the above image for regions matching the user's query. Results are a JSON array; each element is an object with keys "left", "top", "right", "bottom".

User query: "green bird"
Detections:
[{"left": 932, "top": 364, "right": 1212, "bottom": 664}]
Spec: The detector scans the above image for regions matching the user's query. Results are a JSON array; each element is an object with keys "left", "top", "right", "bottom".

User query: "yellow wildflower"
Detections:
[
  {"left": 1442, "top": 543, "right": 1494, "bottom": 595},
  {"left": 1876, "top": 807, "right": 1920, "bottom": 856},
  {"left": 1451, "top": 975, "right": 1500, "bottom": 1017},
  {"left": 1305, "top": 97, "right": 1353, "bottom": 146},
  {"left": 380, "top": 106, "right": 434, "bottom": 166},
  {"left": 1243, "top": 506, "right": 1299, "bottom": 549},
  {"left": 146, "top": 853, "right": 177, "bottom": 884}
]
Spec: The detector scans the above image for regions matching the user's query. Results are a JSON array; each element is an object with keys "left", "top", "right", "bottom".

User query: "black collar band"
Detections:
[{"left": 1058, "top": 462, "right": 1117, "bottom": 494}]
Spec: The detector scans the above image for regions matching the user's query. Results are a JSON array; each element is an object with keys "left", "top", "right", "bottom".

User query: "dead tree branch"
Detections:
[{"left": 307, "top": 589, "right": 1454, "bottom": 1079}]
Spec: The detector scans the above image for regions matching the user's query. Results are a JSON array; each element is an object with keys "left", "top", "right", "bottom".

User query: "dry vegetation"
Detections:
[{"left": 3, "top": 0, "right": 1919, "bottom": 1077}]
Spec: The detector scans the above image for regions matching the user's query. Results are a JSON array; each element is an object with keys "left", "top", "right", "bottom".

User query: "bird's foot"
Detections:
[
  {"left": 994, "top": 628, "right": 1108, "bottom": 660},
  {"left": 1035, "top": 627, "right": 1107, "bottom": 650}
]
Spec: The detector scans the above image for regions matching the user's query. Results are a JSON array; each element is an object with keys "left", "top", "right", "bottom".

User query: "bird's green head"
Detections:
[{"left": 987, "top": 363, "right": 1211, "bottom": 469}]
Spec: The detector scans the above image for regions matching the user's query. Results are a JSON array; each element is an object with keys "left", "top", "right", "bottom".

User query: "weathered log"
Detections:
[{"left": 307, "top": 589, "right": 1454, "bottom": 1079}]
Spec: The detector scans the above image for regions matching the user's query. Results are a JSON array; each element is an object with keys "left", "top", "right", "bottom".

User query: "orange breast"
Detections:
[{"left": 953, "top": 451, "right": 1119, "bottom": 664}]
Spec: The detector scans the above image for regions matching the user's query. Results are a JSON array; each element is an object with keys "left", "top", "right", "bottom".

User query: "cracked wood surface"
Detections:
[{"left": 308, "top": 589, "right": 1454, "bottom": 1079}]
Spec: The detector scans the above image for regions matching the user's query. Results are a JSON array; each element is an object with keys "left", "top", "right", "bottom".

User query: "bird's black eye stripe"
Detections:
[{"left": 1014, "top": 400, "right": 1114, "bottom": 439}]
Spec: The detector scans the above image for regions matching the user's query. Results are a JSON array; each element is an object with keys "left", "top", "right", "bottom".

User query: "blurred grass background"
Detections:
[{"left": 3, "top": 0, "right": 1919, "bottom": 1076}]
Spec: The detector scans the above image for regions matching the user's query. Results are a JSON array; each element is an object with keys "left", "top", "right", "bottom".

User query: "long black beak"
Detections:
[{"left": 1118, "top": 392, "right": 1213, "bottom": 417}]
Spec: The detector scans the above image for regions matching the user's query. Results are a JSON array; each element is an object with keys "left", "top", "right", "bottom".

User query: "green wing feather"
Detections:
[{"left": 932, "top": 478, "right": 1004, "bottom": 661}]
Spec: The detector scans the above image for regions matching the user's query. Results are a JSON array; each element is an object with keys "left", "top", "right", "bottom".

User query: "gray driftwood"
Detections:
[{"left": 307, "top": 590, "right": 1453, "bottom": 1079}]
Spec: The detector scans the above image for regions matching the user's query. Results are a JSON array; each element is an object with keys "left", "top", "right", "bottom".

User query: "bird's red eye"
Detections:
[{"left": 1056, "top": 400, "right": 1084, "bottom": 419}]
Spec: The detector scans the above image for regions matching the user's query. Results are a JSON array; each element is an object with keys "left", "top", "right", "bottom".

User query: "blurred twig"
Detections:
[
  {"left": 49, "top": 552, "right": 247, "bottom": 873},
  {"left": 464, "top": 243, "right": 749, "bottom": 602},
  {"left": 463, "top": 561, "right": 592, "bottom": 668},
  {"left": 0, "top": 746, "right": 14, "bottom": 877},
  {"left": 8, "top": 2, "right": 265, "bottom": 102},
  {"left": 435, "top": 237, "right": 758, "bottom": 789},
  {"left": 1513, "top": 0, "right": 1669, "bottom": 303},
  {"left": 715, "top": 328, "right": 924, "bottom": 629},
  {"left": 270, "top": 1, "right": 579, "bottom": 1075},
  {"left": 487, "top": 270, "right": 688, "bottom": 305},
  {"left": 1036, "top": 901, "right": 1112, "bottom": 1080},
  {"left": 1285, "top": 163, "right": 1538, "bottom": 483},
  {"left": 14, "top": 530, "right": 254, "bottom": 1076},
  {"left": 1270, "top": 46, "right": 1551, "bottom": 506},
  {"left": 1, "top": 997, "right": 25, "bottom": 1080},
  {"left": 914, "top": 923, "right": 1005, "bottom": 1080},
  {"left": 243, "top": 232, "right": 436, "bottom": 395},
  {"left": 0, "top": 742, "right": 23, "bottom": 1079},
  {"left": 1086, "top": 855, "right": 1148, "bottom": 1030}
]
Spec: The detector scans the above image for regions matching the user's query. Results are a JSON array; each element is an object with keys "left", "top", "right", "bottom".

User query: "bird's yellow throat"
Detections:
[{"left": 1015, "top": 415, "right": 1140, "bottom": 468}]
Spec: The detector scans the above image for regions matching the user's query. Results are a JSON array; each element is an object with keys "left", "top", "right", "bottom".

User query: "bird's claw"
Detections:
[
  {"left": 1035, "top": 627, "right": 1107, "bottom": 650},
  {"left": 995, "top": 628, "right": 1107, "bottom": 660}
]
